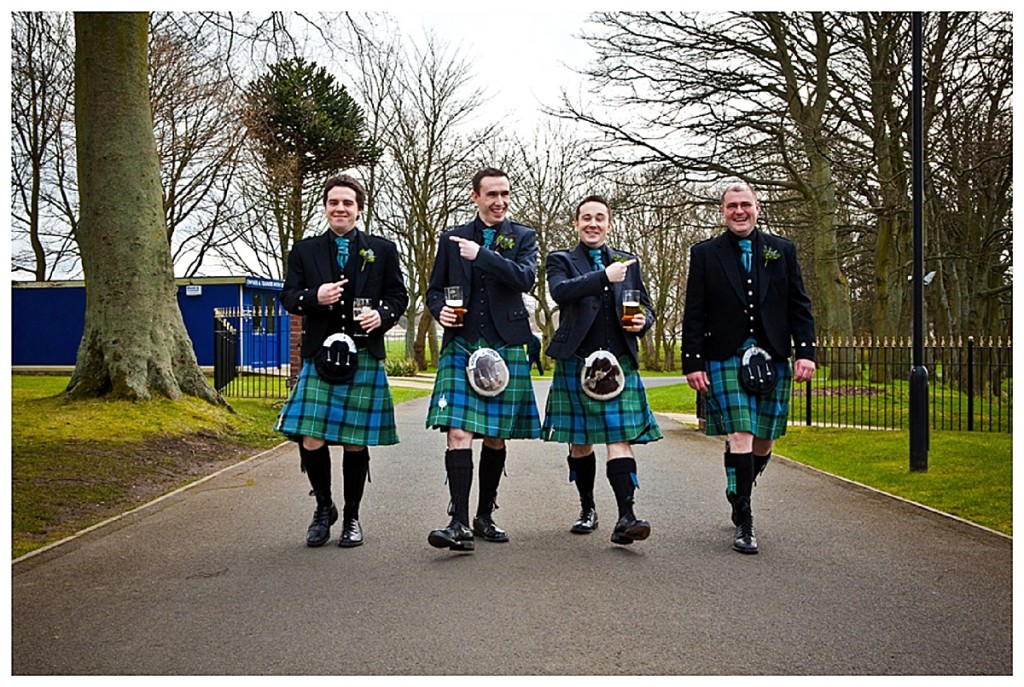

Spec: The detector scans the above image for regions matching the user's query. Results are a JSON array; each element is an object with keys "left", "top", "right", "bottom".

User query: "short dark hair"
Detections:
[
  {"left": 471, "top": 167, "right": 509, "bottom": 194},
  {"left": 575, "top": 194, "right": 612, "bottom": 221},
  {"left": 323, "top": 174, "right": 366, "bottom": 210}
]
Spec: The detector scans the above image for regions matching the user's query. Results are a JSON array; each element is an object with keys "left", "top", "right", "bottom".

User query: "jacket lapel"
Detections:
[
  {"left": 349, "top": 229, "right": 368, "bottom": 294},
  {"left": 713, "top": 233, "right": 747, "bottom": 304},
  {"left": 457, "top": 222, "right": 476, "bottom": 285},
  {"left": 570, "top": 243, "right": 591, "bottom": 276},
  {"left": 317, "top": 230, "right": 339, "bottom": 283},
  {"left": 608, "top": 247, "right": 625, "bottom": 304}
]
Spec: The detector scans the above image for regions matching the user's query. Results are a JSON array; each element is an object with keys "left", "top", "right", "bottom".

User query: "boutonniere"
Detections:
[
  {"left": 494, "top": 234, "right": 515, "bottom": 251},
  {"left": 763, "top": 247, "right": 781, "bottom": 267},
  {"left": 359, "top": 248, "right": 376, "bottom": 271}
]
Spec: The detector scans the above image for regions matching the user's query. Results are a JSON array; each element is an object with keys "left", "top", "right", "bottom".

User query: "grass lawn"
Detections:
[
  {"left": 644, "top": 382, "right": 1012, "bottom": 536},
  {"left": 10, "top": 375, "right": 429, "bottom": 559}
]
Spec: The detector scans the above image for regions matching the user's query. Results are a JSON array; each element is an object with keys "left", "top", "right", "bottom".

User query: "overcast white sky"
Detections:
[{"left": 383, "top": 5, "right": 598, "bottom": 136}]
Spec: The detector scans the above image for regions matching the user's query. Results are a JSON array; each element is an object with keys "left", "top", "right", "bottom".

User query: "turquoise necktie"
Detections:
[
  {"left": 738, "top": 239, "right": 752, "bottom": 273},
  {"left": 588, "top": 248, "right": 604, "bottom": 271},
  {"left": 335, "top": 236, "right": 350, "bottom": 271},
  {"left": 482, "top": 228, "right": 496, "bottom": 248}
]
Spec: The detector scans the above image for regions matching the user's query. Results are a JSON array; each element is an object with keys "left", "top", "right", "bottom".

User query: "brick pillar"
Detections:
[{"left": 288, "top": 313, "right": 303, "bottom": 387}]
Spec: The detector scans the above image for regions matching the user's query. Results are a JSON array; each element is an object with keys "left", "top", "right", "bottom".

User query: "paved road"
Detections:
[{"left": 11, "top": 384, "right": 1012, "bottom": 675}]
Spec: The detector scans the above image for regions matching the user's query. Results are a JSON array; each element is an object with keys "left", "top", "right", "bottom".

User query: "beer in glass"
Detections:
[
  {"left": 445, "top": 286, "right": 466, "bottom": 327},
  {"left": 622, "top": 289, "right": 641, "bottom": 327}
]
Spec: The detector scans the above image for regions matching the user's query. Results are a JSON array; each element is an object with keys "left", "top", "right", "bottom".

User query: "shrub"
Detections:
[{"left": 385, "top": 357, "right": 419, "bottom": 377}]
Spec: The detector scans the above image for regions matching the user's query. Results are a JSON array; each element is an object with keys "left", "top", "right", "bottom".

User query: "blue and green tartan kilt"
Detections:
[
  {"left": 542, "top": 355, "right": 663, "bottom": 446},
  {"left": 275, "top": 350, "right": 399, "bottom": 446},
  {"left": 704, "top": 355, "right": 793, "bottom": 439},
  {"left": 425, "top": 338, "right": 541, "bottom": 439}
]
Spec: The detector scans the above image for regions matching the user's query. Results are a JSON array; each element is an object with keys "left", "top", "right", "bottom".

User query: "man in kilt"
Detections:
[
  {"left": 276, "top": 174, "right": 409, "bottom": 548},
  {"left": 682, "top": 181, "right": 816, "bottom": 554},
  {"left": 542, "top": 195, "right": 662, "bottom": 546},
  {"left": 425, "top": 167, "right": 541, "bottom": 552}
]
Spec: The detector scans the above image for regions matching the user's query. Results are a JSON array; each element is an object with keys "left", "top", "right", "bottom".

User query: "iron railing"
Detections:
[
  {"left": 697, "top": 336, "right": 1012, "bottom": 433},
  {"left": 213, "top": 305, "right": 292, "bottom": 398}
]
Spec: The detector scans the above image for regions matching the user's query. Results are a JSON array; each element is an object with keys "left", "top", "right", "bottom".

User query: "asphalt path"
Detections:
[{"left": 11, "top": 380, "right": 1013, "bottom": 675}]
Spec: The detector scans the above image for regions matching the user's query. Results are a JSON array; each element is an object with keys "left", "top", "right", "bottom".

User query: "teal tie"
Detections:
[
  {"left": 588, "top": 248, "right": 604, "bottom": 271},
  {"left": 482, "top": 228, "right": 496, "bottom": 248},
  {"left": 738, "top": 239, "right": 752, "bottom": 273},
  {"left": 335, "top": 236, "right": 350, "bottom": 271}
]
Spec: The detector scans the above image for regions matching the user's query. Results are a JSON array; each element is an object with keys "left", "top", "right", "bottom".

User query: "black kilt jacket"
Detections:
[
  {"left": 681, "top": 229, "right": 815, "bottom": 374},
  {"left": 544, "top": 243, "right": 655, "bottom": 367},
  {"left": 281, "top": 228, "right": 408, "bottom": 360},
  {"left": 426, "top": 217, "right": 537, "bottom": 350}
]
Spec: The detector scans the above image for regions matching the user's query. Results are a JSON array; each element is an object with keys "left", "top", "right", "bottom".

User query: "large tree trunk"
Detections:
[{"left": 68, "top": 12, "right": 220, "bottom": 404}]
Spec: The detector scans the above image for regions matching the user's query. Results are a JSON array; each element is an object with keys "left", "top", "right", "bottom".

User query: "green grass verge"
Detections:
[
  {"left": 10, "top": 376, "right": 429, "bottom": 559},
  {"left": 645, "top": 383, "right": 1012, "bottom": 535}
]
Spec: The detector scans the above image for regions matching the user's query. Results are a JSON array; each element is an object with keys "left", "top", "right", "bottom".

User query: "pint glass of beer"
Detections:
[
  {"left": 622, "top": 289, "right": 641, "bottom": 328},
  {"left": 353, "top": 297, "right": 373, "bottom": 336},
  {"left": 445, "top": 286, "right": 466, "bottom": 327}
]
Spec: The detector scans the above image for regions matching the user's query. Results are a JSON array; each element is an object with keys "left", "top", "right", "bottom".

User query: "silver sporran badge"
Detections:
[
  {"left": 467, "top": 348, "right": 509, "bottom": 397},
  {"left": 581, "top": 350, "right": 625, "bottom": 401}
]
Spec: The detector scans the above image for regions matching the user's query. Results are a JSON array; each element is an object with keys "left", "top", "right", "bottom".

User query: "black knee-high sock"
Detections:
[
  {"left": 753, "top": 451, "right": 772, "bottom": 483},
  {"left": 733, "top": 451, "right": 755, "bottom": 504},
  {"left": 606, "top": 457, "right": 639, "bottom": 519},
  {"left": 445, "top": 448, "right": 474, "bottom": 526},
  {"left": 567, "top": 452, "right": 596, "bottom": 510},
  {"left": 476, "top": 444, "right": 506, "bottom": 517},
  {"left": 342, "top": 448, "right": 369, "bottom": 521},
  {"left": 299, "top": 443, "right": 332, "bottom": 498}
]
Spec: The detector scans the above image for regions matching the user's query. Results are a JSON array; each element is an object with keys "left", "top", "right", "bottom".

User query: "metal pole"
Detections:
[{"left": 909, "top": 12, "right": 929, "bottom": 471}]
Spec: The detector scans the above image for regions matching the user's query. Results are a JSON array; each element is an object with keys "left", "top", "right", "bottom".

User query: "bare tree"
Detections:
[
  {"left": 504, "top": 121, "right": 592, "bottom": 355},
  {"left": 561, "top": 12, "right": 855, "bottom": 346},
  {"left": 356, "top": 28, "right": 494, "bottom": 368},
  {"left": 147, "top": 16, "right": 251, "bottom": 277},
  {"left": 11, "top": 12, "right": 79, "bottom": 280}
]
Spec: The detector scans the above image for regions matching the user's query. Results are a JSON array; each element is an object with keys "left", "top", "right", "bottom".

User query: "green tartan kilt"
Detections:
[
  {"left": 425, "top": 338, "right": 541, "bottom": 439},
  {"left": 705, "top": 355, "right": 793, "bottom": 439},
  {"left": 542, "top": 355, "right": 662, "bottom": 445},
  {"left": 275, "top": 351, "right": 399, "bottom": 446}
]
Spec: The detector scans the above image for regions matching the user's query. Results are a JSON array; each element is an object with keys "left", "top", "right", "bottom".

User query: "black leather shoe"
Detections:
[
  {"left": 570, "top": 507, "right": 598, "bottom": 534},
  {"left": 428, "top": 518, "right": 475, "bottom": 552},
  {"left": 306, "top": 500, "right": 338, "bottom": 547},
  {"left": 472, "top": 515, "right": 509, "bottom": 543},
  {"left": 610, "top": 514, "right": 651, "bottom": 545},
  {"left": 338, "top": 518, "right": 363, "bottom": 548},
  {"left": 733, "top": 520, "right": 758, "bottom": 554}
]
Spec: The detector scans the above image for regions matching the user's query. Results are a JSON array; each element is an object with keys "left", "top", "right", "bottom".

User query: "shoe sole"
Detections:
[
  {"left": 611, "top": 522, "right": 651, "bottom": 545},
  {"left": 428, "top": 532, "right": 475, "bottom": 551},
  {"left": 570, "top": 527, "right": 595, "bottom": 534},
  {"left": 733, "top": 544, "right": 759, "bottom": 554},
  {"left": 338, "top": 539, "right": 364, "bottom": 548}
]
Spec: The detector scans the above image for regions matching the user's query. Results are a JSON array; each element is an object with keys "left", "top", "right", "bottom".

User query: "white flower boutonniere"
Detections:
[
  {"left": 763, "top": 247, "right": 781, "bottom": 267},
  {"left": 359, "top": 248, "right": 376, "bottom": 271},
  {"left": 495, "top": 234, "right": 515, "bottom": 251}
]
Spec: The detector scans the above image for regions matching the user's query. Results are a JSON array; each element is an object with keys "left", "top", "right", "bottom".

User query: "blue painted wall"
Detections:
[{"left": 12, "top": 278, "right": 287, "bottom": 367}]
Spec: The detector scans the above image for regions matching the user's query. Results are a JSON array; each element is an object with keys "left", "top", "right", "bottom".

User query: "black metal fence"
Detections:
[
  {"left": 213, "top": 305, "right": 292, "bottom": 398},
  {"left": 783, "top": 335, "right": 1010, "bottom": 432}
]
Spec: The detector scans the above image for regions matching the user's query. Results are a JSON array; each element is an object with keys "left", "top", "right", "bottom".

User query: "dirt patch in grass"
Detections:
[{"left": 13, "top": 431, "right": 272, "bottom": 557}]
